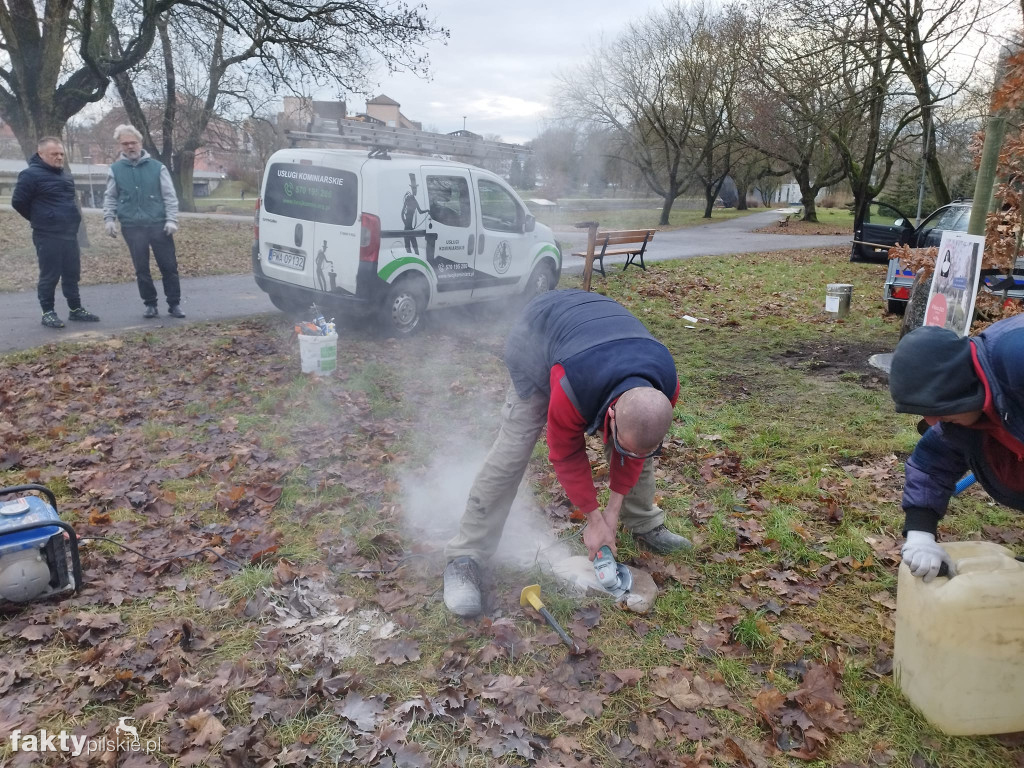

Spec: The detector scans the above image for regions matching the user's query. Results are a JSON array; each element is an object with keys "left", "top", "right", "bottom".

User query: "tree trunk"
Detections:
[
  {"left": 798, "top": 170, "right": 819, "bottom": 221},
  {"left": 735, "top": 179, "right": 748, "bottom": 210},
  {"left": 173, "top": 151, "right": 196, "bottom": 213},
  {"left": 800, "top": 193, "right": 818, "bottom": 222},
  {"left": 658, "top": 194, "right": 675, "bottom": 226},
  {"left": 852, "top": 193, "right": 871, "bottom": 233},
  {"left": 703, "top": 193, "right": 715, "bottom": 218}
]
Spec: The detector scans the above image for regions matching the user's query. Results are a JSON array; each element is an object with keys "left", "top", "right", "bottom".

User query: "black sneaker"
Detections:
[
  {"left": 143, "top": 305, "right": 159, "bottom": 319},
  {"left": 443, "top": 557, "right": 482, "bottom": 617},
  {"left": 41, "top": 311, "right": 64, "bottom": 328},
  {"left": 168, "top": 305, "right": 186, "bottom": 318},
  {"left": 68, "top": 307, "right": 100, "bottom": 322}
]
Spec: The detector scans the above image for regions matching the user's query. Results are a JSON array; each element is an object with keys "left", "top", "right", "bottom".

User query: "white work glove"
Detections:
[
  {"left": 901, "top": 530, "right": 956, "bottom": 582},
  {"left": 105, "top": 221, "right": 117, "bottom": 238},
  {"left": 164, "top": 221, "right": 178, "bottom": 236}
]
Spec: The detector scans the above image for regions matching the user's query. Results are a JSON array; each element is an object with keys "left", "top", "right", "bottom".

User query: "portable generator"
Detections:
[{"left": 0, "top": 484, "right": 82, "bottom": 604}]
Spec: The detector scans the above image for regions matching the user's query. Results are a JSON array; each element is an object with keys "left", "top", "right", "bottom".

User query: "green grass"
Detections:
[{"left": 3, "top": 245, "right": 1022, "bottom": 767}]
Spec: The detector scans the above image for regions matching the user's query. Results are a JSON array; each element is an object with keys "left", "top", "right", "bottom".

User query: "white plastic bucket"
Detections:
[{"left": 298, "top": 333, "right": 338, "bottom": 376}]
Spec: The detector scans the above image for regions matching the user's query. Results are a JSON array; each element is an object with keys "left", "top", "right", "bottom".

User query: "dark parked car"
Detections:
[
  {"left": 851, "top": 198, "right": 972, "bottom": 263},
  {"left": 875, "top": 198, "right": 1024, "bottom": 319}
]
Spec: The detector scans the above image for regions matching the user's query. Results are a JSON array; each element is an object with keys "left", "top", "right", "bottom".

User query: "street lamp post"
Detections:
[{"left": 84, "top": 156, "right": 95, "bottom": 208}]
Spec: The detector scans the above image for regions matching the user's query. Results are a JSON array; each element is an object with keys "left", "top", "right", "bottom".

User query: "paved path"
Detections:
[
  {"left": 0, "top": 208, "right": 851, "bottom": 354},
  {"left": 555, "top": 208, "right": 850, "bottom": 272}
]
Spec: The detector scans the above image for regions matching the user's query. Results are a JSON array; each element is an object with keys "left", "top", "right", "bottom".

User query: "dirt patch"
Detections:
[
  {"left": 754, "top": 220, "right": 848, "bottom": 236},
  {"left": 776, "top": 339, "right": 892, "bottom": 389}
]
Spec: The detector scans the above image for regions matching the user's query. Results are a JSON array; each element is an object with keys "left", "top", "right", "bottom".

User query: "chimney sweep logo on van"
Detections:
[
  {"left": 493, "top": 241, "right": 511, "bottom": 274},
  {"left": 276, "top": 168, "right": 346, "bottom": 186},
  {"left": 9, "top": 718, "right": 160, "bottom": 757}
]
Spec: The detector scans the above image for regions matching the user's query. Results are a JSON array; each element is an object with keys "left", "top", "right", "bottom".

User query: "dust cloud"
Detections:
[{"left": 397, "top": 445, "right": 576, "bottom": 571}]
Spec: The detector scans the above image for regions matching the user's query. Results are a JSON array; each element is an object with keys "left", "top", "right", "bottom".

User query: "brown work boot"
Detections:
[{"left": 633, "top": 525, "right": 692, "bottom": 554}]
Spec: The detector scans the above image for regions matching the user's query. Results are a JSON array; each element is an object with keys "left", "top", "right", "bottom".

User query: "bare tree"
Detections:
[
  {"left": 862, "top": 0, "right": 1007, "bottom": 206},
  {"left": 108, "top": 1, "right": 443, "bottom": 210},
  {"left": 528, "top": 125, "right": 581, "bottom": 197},
  {"left": 740, "top": 7, "right": 848, "bottom": 221},
  {"left": 677, "top": 3, "right": 748, "bottom": 218},
  {"left": 0, "top": 0, "right": 173, "bottom": 158},
  {"left": 559, "top": 10, "right": 699, "bottom": 224},
  {"left": 771, "top": 1, "right": 922, "bottom": 227}
]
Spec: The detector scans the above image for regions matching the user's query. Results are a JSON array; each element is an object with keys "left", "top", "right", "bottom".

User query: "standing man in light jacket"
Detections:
[
  {"left": 12, "top": 137, "right": 100, "bottom": 328},
  {"left": 103, "top": 125, "right": 185, "bottom": 319},
  {"left": 889, "top": 317, "right": 1024, "bottom": 582}
]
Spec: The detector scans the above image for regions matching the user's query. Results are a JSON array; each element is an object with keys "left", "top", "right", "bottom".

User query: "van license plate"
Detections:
[{"left": 268, "top": 249, "right": 305, "bottom": 270}]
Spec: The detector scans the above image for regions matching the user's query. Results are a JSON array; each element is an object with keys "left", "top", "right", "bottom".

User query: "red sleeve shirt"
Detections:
[{"left": 546, "top": 364, "right": 680, "bottom": 514}]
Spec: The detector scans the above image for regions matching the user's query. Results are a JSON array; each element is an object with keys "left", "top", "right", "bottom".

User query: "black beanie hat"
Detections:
[{"left": 889, "top": 326, "right": 984, "bottom": 416}]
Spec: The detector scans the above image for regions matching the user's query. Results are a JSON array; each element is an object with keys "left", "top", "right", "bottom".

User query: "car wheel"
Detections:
[
  {"left": 524, "top": 262, "right": 556, "bottom": 299},
  {"left": 899, "top": 272, "right": 932, "bottom": 338},
  {"left": 268, "top": 291, "right": 309, "bottom": 316},
  {"left": 381, "top": 278, "right": 427, "bottom": 336}
]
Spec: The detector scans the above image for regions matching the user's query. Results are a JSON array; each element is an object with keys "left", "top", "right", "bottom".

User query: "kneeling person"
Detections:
[
  {"left": 443, "top": 289, "right": 691, "bottom": 618},
  {"left": 890, "top": 318, "right": 1024, "bottom": 582}
]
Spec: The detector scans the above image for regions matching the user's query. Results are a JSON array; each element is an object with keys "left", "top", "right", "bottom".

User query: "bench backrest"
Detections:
[{"left": 597, "top": 229, "right": 656, "bottom": 246}]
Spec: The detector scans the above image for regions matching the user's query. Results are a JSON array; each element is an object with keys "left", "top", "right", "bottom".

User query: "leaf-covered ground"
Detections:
[{"left": 1, "top": 248, "right": 1022, "bottom": 768}]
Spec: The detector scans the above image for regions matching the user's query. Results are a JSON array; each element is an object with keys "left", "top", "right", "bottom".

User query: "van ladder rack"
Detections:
[{"left": 285, "top": 119, "right": 529, "bottom": 161}]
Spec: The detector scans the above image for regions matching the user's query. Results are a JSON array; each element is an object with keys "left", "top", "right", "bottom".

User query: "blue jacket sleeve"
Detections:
[
  {"left": 902, "top": 424, "right": 969, "bottom": 535},
  {"left": 11, "top": 170, "right": 32, "bottom": 220}
]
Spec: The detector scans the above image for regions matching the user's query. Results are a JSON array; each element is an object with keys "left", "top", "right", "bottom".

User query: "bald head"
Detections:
[{"left": 612, "top": 387, "right": 674, "bottom": 456}]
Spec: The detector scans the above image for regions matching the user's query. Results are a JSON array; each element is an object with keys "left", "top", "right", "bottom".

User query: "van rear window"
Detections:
[{"left": 264, "top": 163, "right": 357, "bottom": 225}]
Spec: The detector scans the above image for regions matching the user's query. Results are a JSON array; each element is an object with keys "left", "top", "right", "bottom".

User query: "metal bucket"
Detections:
[{"left": 825, "top": 283, "right": 854, "bottom": 318}]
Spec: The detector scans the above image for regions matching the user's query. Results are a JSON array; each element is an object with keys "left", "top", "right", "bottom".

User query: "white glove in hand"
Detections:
[
  {"left": 901, "top": 530, "right": 956, "bottom": 582},
  {"left": 105, "top": 221, "right": 117, "bottom": 238},
  {"left": 164, "top": 221, "right": 178, "bottom": 236}
]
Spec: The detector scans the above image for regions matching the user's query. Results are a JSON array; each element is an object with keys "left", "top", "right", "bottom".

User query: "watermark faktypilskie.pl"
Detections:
[{"left": 9, "top": 717, "right": 160, "bottom": 757}]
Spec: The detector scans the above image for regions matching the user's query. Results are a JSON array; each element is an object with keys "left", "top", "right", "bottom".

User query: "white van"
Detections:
[{"left": 252, "top": 148, "right": 561, "bottom": 334}]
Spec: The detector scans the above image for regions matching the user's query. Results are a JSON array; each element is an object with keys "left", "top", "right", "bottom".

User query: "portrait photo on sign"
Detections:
[{"left": 924, "top": 231, "right": 985, "bottom": 337}]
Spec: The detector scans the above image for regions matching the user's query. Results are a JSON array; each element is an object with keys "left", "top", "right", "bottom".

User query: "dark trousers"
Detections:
[
  {"left": 122, "top": 225, "right": 181, "bottom": 307},
  {"left": 34, "top": 232, "right": 81, "bottom": 313}
]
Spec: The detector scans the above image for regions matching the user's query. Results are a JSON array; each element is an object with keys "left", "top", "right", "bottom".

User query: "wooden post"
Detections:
[{"left": 575, "top": 221, "right": 599, "bottom": 291}]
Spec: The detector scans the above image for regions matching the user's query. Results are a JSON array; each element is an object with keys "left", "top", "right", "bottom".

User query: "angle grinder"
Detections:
[{"left": 593, "top": 545, "right": 633, "bottom": 598}]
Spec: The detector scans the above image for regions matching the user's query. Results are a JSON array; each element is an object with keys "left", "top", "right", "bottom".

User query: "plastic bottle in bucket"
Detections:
[
  {"left": 297, "top": 304, "right": 338, "bottom": 376},
  {"left": 893, "top": 541, "right": 1024, "bottom": 735}
]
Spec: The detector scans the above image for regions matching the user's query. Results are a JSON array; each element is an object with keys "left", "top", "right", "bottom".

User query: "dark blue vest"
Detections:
[{"left": 504, "top": 290, "right": 677, "bottom": 433}]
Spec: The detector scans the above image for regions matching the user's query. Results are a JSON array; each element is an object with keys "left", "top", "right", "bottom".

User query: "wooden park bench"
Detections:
[{"left": 573, "top": 222, "right": 657, "bottom": 291}]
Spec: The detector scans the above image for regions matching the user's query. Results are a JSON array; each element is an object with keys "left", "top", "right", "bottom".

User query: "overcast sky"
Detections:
[{"left": 333, "top": 0, "right": 669, "bottom": 145}]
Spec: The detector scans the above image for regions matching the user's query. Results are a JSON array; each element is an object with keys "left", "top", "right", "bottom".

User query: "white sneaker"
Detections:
[{"left": 443, "top": 557, "right": 482, "bottom": 617}]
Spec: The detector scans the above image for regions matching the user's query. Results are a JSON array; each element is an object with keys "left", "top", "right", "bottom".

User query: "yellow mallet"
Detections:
[{"left": 520, "top": 584, "right": 581, "bottom": 654}]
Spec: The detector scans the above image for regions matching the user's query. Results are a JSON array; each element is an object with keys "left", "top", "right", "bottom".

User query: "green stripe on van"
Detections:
[
  {"left": 534, "top": 244, "right": 562, "bottom": 268},
  {"left": 379, "top": 257, "right": 431, "bottom": 281}
]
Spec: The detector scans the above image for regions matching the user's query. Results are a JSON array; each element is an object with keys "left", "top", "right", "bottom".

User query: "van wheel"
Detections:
[
  {"left": 268, "top": 291, "right": 309, "bottom": 316},
  {"left": 524, "top": 262, "right": 556, "bottom": 299},
  {"left": 381, "top": 279, "right": 426, "bottom": 336}
]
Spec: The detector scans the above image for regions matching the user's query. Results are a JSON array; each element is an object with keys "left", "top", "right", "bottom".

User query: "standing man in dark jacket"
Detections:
[
  {"left": 103, "top": 124, "right": 184, "bottom": 319},
  {"left": 889, "top": 317, "right": 1024, "bottom": 581},
  {"left": 443, "top": 289, "right": 692, "bottom": 617},
  {"left": 12, "top": 137, "right": 100, "bottom": 328}
]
